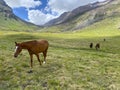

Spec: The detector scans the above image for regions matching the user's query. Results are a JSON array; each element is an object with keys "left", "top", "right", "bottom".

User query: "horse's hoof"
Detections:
[
  {"left": 43, "top": 61, "right": 46, "bottom": 64},
  {"left": 27, "top": 70, "right": 33, "bottom": 73}
]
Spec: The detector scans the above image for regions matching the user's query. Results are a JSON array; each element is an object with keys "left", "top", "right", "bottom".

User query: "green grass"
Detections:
[{"left": 0, "top": 27, "right": 120, "bottom": 90}]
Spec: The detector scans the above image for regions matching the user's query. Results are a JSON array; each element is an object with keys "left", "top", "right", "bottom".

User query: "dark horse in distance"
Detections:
[
  {"left": 95, "top": 43, "right": 100, "bottom": 50},
  {"left": 89, "top": 43, "right": 93, "bottom": 48},
  {"left": 14, "top": 40, "right": 49, "bottom": 68}
]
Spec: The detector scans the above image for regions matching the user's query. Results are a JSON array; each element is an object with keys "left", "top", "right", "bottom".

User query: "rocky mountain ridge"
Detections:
[{"left": 44, "top": 0, "right": 113, "bottom": 27}]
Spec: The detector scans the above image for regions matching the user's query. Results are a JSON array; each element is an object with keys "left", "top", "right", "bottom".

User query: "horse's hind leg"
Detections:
[
  {"left": 43, "top": 50, "right": 47, "bottom": 64},
  {"left": 36, "top": 54, "right": 42, "bottom": 65}
]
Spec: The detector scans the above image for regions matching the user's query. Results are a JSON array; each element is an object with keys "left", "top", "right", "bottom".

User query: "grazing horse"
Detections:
[
  {"left": 103, "top": 38, "right": 106, "bottom": 41},
  {"left": 95, "top": 43, "right": 100, "bottom": 50},
  {"left": 14, "top": 40, "right": 49, "bottom": 68},
  {"left": 89, "top": 43, "right": 93, "bottom": 48}
]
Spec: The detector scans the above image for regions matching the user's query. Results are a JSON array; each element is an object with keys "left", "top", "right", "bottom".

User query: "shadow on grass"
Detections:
[{"left": 2, "top": 34, "right": 39, "bottom": 41}]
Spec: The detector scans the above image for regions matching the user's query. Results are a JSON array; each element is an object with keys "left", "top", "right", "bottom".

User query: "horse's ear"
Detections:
[{"left": 15, "top": 42, "right": 17, "bottom": 45}]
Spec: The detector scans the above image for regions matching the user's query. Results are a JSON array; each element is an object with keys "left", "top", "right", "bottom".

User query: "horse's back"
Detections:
[
  {"left": 37, "top": 39, "right": 48, "bottom": 44},
  {"left": 37, "top": 40, "right": 49, "bottom": 47},
  {"left": 24, "top": 40, "right": 49, "bottom": 53},
  {"left": 35, "top": 40, "right": 49, "bottom": 52},
  {"left": 28, "top": 40, "right": 48, "bottom": 46}
]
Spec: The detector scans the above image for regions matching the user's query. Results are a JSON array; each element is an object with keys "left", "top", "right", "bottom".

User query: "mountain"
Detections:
[
  {"left": 44, "top": 0, "right": 120, "bottom": 31},
  {"left": 0, "top": 0, "right": 39, "bottom": 31},
  {"left": 1, "top": 0, "right": 120, "bottom": 32},
  {"left": 45, "top": 0, "right": 112, "bottom": 26}
]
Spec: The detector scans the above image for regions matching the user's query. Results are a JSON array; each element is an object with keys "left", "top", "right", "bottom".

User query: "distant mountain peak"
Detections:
[{"left": 44, "top": 0, "right": 113, "bottom": 27}]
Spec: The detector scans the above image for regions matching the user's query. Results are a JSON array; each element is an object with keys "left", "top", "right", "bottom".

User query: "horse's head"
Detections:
[{"left": 14, "top": 42, "right": 22, "bottom": 58}]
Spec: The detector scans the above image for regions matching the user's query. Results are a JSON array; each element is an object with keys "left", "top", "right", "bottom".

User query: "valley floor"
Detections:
[{"left": 0, "top": 30, "right": 120, "bottom": 90}]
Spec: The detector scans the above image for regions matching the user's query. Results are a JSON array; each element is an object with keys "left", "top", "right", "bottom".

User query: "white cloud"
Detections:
[
  {"left": 28, "top": 0, "right": 103, "bottom": 25},
  {"left": 28, "top": 0, "right": 101, "bottom": 25},
  {"left": 28, "top": 10, "right": 57, "bottom": 25},
  {"left": 4, "top": 0, "right": 41, "bottom": 8},
  {"left": 4, "top": 0, "right": 106, "bottom": 25}
]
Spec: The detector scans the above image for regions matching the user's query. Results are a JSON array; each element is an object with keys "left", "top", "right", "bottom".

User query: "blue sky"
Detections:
[
  {"left": 12, "top": 0, "right": 48, "bottom": 21},
  {"left": 4, "top": 0, "right": 106, "bottom": 25}
]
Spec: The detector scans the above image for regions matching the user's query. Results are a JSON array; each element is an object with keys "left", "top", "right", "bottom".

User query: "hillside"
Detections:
[
  {"left": 43, "top": 0, "right": 120, "bottom": 32},
  {"left": 0, "top": 0, "right": 39, "bottom": 31},
  {"left": 45, "top": 0, "right": 109, "bottom": 26}
]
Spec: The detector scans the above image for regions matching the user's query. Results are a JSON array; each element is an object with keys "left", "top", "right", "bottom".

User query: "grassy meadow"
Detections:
[{"left": 0, "top": 17, "right": 120, "bottom": 90}]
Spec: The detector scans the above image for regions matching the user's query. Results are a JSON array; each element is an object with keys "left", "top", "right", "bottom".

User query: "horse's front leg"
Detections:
[
  {"left": 26, "top": 53, "right": 33, "bottom": 73},
  {"left": 36, "top": 54, "right": 42, "bottom": 65},
  {"left": 30, "top": 54, "right": 33, "bottom": 68},
  {"left": 43, "top": 51, "right": 47, "bottom": 64}
]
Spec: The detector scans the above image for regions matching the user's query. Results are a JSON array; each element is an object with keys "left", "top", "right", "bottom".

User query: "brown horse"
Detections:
[
  {"left": 14, "top": 40, "right": 49, "bottom": 68},
  {"left": 95, "top": 43, "right": 100, "bottom": 50}
]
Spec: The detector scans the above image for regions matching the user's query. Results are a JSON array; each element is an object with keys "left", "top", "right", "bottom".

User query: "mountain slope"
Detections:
[
  {"left": 45, "top": 0, "right": 111, "bottom": 26},
  {"left": 43, "top": 0, "right": 120, "bottom": 32},
  {"left": 0, "top": 0, "right": 39, "bottom": 31}
]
